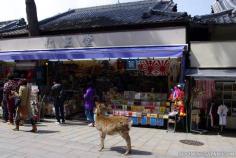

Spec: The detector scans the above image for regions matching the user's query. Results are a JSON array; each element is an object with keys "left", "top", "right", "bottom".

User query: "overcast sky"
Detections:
[{"left": 0, "top": 0, "right": 214, "bottom": 22}]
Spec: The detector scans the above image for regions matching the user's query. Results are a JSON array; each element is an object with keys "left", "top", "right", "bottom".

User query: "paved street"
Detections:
[{"left": 0, "top": 119, "right": 236, "bottom": 158}]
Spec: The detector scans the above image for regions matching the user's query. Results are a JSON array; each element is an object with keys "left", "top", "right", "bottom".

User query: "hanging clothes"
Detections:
[
  {"left": 217, "top": 104, "right": 228, "bottom": 126},
  {"left": 209, "top": 102, "right": 218, "bottom": 127}
]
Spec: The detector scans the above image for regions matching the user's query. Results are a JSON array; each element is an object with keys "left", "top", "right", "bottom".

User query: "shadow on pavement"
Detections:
[
  {"left": 35, "top": 130, "right": 60, "bottom": 134},
  {"left": 110, "top": 146, "right": 152, "bottom": 155},
  {"left": 23, "top": 124, "right": 47, "bottom": 127},
  {"left": 60, "top": 121, "right": 88, "bottom": 126},
  {"left": 193, "top": 129, "right": 236, "bottom": 138}
]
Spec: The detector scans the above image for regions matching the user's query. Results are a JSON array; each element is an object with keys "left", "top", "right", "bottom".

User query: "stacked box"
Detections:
[
  {"left": 157, "top": 118, "right": 164, "bottom": 126},
  {"left": 150, "top": 117, "right": 157, "bottom": 126},
  {"left": 132, "top": 117, "right": 139, "bottom": 125},
  {"left": 141, "top": 116, "right": 148, "bottom": 125}
]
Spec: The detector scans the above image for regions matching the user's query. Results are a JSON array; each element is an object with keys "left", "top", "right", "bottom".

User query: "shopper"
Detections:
[
  {"left": 0, "top": 81, "right": 8, "bottom": 123},
  {"left": 3, "top": 74, "right": 18, "bottom": 124},
  {"left": 51, "top": 79, "right": 65, "bottom": 124},
  {"left": 84, "top": 82, "right": 95, "bottom": 127},
  {"left": 13, "top": 79, "right": 37, "bottom": 132}
]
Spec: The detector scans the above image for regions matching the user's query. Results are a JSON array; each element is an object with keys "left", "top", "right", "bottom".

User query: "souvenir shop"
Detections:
[
  {"left": 0, "top": 24, "right": 189, "bottom": 128},
  {"left": 0, "top": 45, "right": 187, "bottom": 128},
  {"left": 186, "top": 70, "right": 236, "bottom": 132},
  {"left": 188, "top": 41, "right": 236, "bottom": 132}
]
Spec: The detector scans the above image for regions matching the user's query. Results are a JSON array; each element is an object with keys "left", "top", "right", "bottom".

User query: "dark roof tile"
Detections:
[
  {"left": 0, "top": 19, "right": 26, "bottom": 33},
  {"left": 192, "top": 9, "right": 236, "bottom": 24},
  {"left": 39, "top": 0, "right": 188, "bottom": 32},
  {"left": 0, "top": 18, "right": 27, "bottom": 37}
]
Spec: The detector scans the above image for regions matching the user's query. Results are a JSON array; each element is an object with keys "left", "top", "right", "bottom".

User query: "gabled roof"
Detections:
[
  {"left": 192, "top": 9, "right": 236, "bottom": 25},
  {"left": 39, "top": 0, "right": 189, "bottom": 32},
  {"left": 0, "top": 18, "right": 27, "bottom": 38},
  {"left": 0, "top": 0, "right": 189, "bottom": 38},
  {"left": 212, "top": 0, "right": 236, "bottom": 13}
]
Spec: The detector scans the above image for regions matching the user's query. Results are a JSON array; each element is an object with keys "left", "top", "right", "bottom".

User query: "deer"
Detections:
[{"left": 95, "top": 102, "right": 132, "bottom": 155}]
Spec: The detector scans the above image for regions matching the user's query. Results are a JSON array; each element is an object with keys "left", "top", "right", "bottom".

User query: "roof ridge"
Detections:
[
  {"left": 39, "top": 9, "right": 75, "bottom": 25},
  {"left": 151, "top": 8, "right": 187, "bottom": 16},
  {"left": 194, "top": 9, "right": 233, "bottom": 20},
  {"left": 0, "top": 19, "right": 24, "bottom": 25},
  {"left": 73, "top": 0, "right": 160, "bottom": 12}
]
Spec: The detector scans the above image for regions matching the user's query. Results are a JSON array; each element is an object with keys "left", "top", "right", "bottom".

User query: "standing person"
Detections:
[
  {"left": 51, "top": 79, "right": 65, "bottom": 124},
  {"left": 3, "top": 75, "right": 18, "bottom": 124},
  {"left": 13, "top": 79, "right": 37, "bottom": 132},
  {"left": 84, "top": 82, "right": 95, "bottom": 127},
  {"left": 0, "top": 81, "right": 8, "bottom": 123}
]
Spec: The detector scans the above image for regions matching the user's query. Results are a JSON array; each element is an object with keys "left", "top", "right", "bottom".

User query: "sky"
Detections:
[{"left": 0, "top": 0, "right": 214, "bottom": 22}]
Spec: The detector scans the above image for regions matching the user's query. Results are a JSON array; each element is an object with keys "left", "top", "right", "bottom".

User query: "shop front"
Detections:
[
  {"left": 187, "top": 41, "right": 236, "bottom": 132},
  {"left": 0, "top": 27, "right": 187, "bottom": 128},
  {"left": 0, "top": 45, "right": 187, "bottom": 125}
]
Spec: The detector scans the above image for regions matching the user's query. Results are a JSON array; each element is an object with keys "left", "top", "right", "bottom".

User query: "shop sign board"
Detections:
[{"left": 0, "top": 27, "right": 186, "bottom": 51}]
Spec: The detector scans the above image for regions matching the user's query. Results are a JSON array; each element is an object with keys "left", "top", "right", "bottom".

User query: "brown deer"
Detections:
[{"left": 95, "top": 102, "right": 131, "bottom": 155}]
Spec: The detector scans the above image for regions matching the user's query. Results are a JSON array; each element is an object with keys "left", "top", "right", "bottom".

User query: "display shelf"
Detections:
[
  {"left": 112, "top": 91, "right": 169, "bottom": 127},
  {"left": 215, "top": 81, "right": 236, "bottom": 119}
]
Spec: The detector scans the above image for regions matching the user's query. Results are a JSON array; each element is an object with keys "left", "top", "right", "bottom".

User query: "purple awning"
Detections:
[{"left": 0, "top": 45, "right": 185, "bottom": 61}]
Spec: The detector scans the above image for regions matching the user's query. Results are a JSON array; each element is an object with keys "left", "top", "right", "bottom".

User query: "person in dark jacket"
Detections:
[
  {"left": 0, "top": 81, "right": 8, "bottom": 123},
  {"left": 51, "top": 79, "right": 65, "bottom": 124}
]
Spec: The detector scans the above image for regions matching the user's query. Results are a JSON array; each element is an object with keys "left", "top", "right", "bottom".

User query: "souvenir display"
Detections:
[
  {"left": 168, "top": 85, "right": 186, "bottom": 118},
  {"left": 112, "top": 91, "right": 169, "bottom": 127},
  {"left": 138, "top": 60, "right": 170, "bottom": 76}
]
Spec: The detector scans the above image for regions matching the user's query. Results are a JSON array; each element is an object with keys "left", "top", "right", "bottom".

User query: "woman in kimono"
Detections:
[{"left": 13, "top": 79, "right": 37, "bottom": 132}]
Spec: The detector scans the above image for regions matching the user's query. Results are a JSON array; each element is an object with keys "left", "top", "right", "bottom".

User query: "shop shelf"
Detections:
[
  {"left": 141, "top": 116, "right": 148, "bottom": 125},
  {"left": 131, "top": 117, "right": 139, "bottom": 125},
  {"left": 150, "top": 117, "right": 157, "bottom": 126},
  {"left": 157, "top": 118, "right": 164, "bottom": 126}
]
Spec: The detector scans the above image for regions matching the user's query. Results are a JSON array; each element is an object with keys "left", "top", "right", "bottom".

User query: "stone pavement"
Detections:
[{"left": 0, "top": 119, "right": 236, "bottom": 158}]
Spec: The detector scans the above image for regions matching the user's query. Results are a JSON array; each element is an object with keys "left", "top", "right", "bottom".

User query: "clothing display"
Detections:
[
  {"left": 208, "top": 102, "right": 218, "bottom": 128},
  {"left": 217, "top": 104, "right": 228, "bottom": 126}
]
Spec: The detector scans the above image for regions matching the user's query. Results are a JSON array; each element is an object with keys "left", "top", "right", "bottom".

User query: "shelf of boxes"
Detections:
[{"left": 111, "top": 91, "right": 170, "bottom": 127}]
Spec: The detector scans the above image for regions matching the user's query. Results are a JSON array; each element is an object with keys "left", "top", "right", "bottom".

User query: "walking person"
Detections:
[
  {"left": 51, "top": 79, "right": 65, "bottom": 124},
  {"left": 84, "top": 82, "right": 95, "bottom": 127},
  {"left": 13, "top": 79, "right": 37, "bottom": 132},
  {"left": 3, "top": 74, "right": 18, "bottom": 124}
]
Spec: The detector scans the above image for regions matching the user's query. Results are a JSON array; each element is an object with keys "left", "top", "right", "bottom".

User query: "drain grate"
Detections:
[{"left": 179, "top": 139, "right": 204, "bottom": 146}]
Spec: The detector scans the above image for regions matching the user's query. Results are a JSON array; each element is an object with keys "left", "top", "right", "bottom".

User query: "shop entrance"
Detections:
[{"left": 45, "top": 57, "right": 183, "bottom": 128}]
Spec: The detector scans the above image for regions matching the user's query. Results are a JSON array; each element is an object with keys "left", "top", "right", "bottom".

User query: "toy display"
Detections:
[{"left": 168, "top": 85, "right": 186, "bottom": 118}]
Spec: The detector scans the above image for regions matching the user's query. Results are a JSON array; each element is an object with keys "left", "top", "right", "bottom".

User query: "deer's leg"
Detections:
[
  {"left": 99, "top": 131, "right": 106, "bottom": 151},
  {"left": 120, "top": 131, "right": 131, "bottom": 155}
]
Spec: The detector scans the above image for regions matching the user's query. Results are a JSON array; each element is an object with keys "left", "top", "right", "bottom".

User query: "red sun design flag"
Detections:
[{"left": 138, "top": 60, "right": 170, "bottom": 76}]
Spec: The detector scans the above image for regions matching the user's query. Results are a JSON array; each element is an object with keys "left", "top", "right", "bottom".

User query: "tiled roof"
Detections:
[
  {"left": 39, "top": 0, "right": 189, "bottom": 32},
  {"left": 0, "top": 0, "right": 189, "bottom": 38},
  {"left": 212, "top": 0, "right": 236, "bottom": 13},
  {"left": 0, "top": 18, "right": 27, "bottom": 37},
  {"left": 192, "top": 9, "right": 236, "bottom": 24}
]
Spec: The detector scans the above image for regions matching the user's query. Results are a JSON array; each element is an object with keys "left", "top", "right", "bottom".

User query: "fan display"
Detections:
[{"left": 138, "top": 60, "right": 170, "bottom": 76}]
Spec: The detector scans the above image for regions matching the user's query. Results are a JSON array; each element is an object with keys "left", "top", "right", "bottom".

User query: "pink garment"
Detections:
[{"left": 196, "top": 80, "right": 215, "bottom": 110}]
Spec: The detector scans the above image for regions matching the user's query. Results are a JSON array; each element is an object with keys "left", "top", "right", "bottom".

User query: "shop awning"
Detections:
[
  {"left": 0, "top": 45, "right": 186, "bottom": 61},
  {"left": 186, "top": 69, "right": 236, "bottom": 80}
]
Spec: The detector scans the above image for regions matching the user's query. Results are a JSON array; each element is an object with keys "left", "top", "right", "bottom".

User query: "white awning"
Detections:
[{"left": 185, "top": 69, "right": 236, "bottom": 80}]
